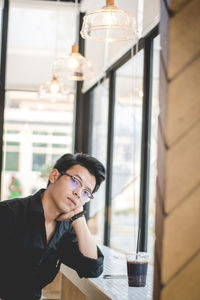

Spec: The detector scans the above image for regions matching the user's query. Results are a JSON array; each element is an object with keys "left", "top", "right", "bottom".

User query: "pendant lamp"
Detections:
[
  {"left": 53, "top": 0, "right": 93, "bottom": 81},
  {"left": 39, "top": 74, "right": 73, "bottom": 102},
  {"left": 53, "top": 44, "right": 93, "bottom": 81},
  {"left": 81, "top": 0, "right": 138, "bottom": 42}
]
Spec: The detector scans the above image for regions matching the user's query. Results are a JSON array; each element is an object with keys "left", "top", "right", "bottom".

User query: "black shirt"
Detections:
[{"left": 0, "top": 189, "right": 104, "bottom": 300}]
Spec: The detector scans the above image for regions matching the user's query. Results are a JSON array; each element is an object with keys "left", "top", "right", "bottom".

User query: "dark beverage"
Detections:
[{"left": 127, "top": 260, "right": 148, "bottom": 287}]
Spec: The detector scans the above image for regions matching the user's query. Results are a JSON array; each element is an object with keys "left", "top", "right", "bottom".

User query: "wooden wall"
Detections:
[{"left": 154, "top": 0, "right": 200, "bottom": 299}]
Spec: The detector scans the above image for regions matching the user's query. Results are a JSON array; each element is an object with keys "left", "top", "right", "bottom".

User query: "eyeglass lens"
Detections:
[{"left": 69, "top": 177, "right": 92, "bottom": 202}]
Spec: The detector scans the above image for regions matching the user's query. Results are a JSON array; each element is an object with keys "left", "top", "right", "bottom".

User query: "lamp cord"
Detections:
[{"left": 75, "top": 0, "right": 80, "bottom": 45}]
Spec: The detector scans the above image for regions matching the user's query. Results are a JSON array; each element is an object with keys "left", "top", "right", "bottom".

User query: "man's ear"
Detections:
[{"left": 49, "top": 169, "right": 60, "bottom": 184}]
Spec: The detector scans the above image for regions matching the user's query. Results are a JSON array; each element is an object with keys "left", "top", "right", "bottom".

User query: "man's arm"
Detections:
[
  {"left": 57, "top": 201, "right": 104, "bottom": 278},
  {"left": 56, "top": 201, "right": 98, "bottom": 260},
  {"left": 59, "top": 223, "right": 104, "bottom": 278},
  {"left": 71, "top": 215, "right": 98, "bottom": 259}
]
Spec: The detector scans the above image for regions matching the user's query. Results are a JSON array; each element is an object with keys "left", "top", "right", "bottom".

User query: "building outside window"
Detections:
[{"left": 1, "top": 91, "right": 74, "bottom": 199}]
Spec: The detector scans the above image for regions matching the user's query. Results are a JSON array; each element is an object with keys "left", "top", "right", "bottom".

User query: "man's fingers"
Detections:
[
  {"left": 56, "top": 211, "right": 75, "bottom": 221},
  {"left": 56, "top": 205, "right": 84, "bottom": 221}
]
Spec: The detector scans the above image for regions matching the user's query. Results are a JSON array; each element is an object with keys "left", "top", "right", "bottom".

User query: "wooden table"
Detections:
[{"left": 60, "top": 245, "right": 153, "bottom": 300}]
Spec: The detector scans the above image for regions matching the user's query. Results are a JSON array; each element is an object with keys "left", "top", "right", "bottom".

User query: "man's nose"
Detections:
[{"left": 72, "top": 189, "right": 81, "bottom": 198}]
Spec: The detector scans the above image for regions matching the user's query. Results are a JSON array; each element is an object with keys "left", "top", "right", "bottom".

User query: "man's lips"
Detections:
[{"left": 68, "top": 197, "right": 76, "bottom": 206}]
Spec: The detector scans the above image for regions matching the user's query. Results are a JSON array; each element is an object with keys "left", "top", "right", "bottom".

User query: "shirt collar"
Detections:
[{"left": 29, "top": 188, "right": 46, "bottom": 215}]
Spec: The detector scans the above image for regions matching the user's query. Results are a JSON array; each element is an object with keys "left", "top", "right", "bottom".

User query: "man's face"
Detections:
[{"left": 49, "top": 164, "right": 96, "bottom": 214}]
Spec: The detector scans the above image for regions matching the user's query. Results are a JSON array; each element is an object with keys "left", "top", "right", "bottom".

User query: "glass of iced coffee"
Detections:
[{"left": 126, "top": 252, "right": 149, "bottom": 287}]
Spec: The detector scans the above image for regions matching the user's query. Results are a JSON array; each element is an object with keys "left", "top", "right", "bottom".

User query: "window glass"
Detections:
[
  {"left": 1, "top": 90, "right": 74, "bottom": 199},
  {"left": 5, "top": 152, "right": 19, "bottom": 171},
  {"left": 1, "top": 0, "right": 76, "bottom": 200},
  {"left": 52, "top": 144, "right": 66, "bottom": 148},
  {"left": 6, "top": 141, "right": 19, "bottom": 146},
  {"left": 89, "top": 79, "right": 109, "bottom": 244},
  {"left": 6, "top": 0, "right": 76, "bottom": 91},
  {"left": 148, "top": 35, "right": 160, "bottom": 261},
  {"left": 33, "top": 143, "right": 47, "bottom": 148},
  {"left": 7, "top": 130, "right": 20, "bottom": 134},
  {"left": 33, "top": 131, "right": 47, "bottom": 135},
  {"left": 52, "top": 132, "right": 67, "bottom": 136},
  {"left": 111, "top": 50, "right": 144, "bottom": 253},
  {"left": 82, "top": 0, "right": 160, "bottom": 93},
  {"left": 32, "top": 153, "right": 46, "bottom": 172}
]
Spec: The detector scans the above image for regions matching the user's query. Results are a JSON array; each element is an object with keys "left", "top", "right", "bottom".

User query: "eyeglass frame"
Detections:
[{"left": 59, "top": 171, "right": 94, "bottom": 202}]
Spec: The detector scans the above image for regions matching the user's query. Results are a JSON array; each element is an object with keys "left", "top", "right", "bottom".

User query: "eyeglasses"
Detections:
[{"left": 60, "top": 171, "right": 94, "bottom": 202}]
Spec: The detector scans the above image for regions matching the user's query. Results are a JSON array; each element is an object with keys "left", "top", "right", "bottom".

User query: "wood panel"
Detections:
[
  {"left": 168, "top": 0, "right": 200, "bottom": 79},
  {"left": 157, "top": 119, "right": 167, "bottom": 203},
  {"left": 41, "top": 272, "right": 61, "bottom": 300},
  {"left": 154, "top": 0, "right": 200, "bottom": 299},
  {"left": 167, "top": 56, "right": 200, "bottom": 145},
  {"left": 161, "top": 251, "right": 200, "bottom": 300},
  {"left": 165, "top": 120, "right": 200, "bottom": 213},
  {"left": 153, "top": 251, "right": 162, "bottom": 300},
  {"left": 158, "top": 57, "right": 168, "bottom": 148},
  {"left": 61, "top": 275, "right": 89, "bottom": 300},
  {"left": 162, "top": 185, "right": 200, "bottom": 283},
  {"left": 155, "top": 186, "right": 164, "bottom": 265}
]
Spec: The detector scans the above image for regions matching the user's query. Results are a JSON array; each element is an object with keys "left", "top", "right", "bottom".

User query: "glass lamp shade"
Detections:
[
  {"left": 80, "top": 0, "right": 138, "bottom": 42},
  {"left": 53, "top": 44, "right": 93, "bottom": 81},
  {"left": 39, "top": 74, "right": 73, "bottom": 102}
]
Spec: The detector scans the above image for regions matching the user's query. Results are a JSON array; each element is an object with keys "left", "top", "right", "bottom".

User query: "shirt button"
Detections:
[{"left": 56, "top": 259, "right": 60, "bottom": 267}]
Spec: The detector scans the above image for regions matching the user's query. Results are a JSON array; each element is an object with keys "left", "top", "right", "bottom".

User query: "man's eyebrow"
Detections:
[{"left": 74, "top": 174, "right": 92, "bottom": 192}]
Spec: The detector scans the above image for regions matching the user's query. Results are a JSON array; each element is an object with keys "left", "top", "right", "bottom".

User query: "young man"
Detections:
[{"left": 0, "top": 153, "right": 106, "bottom": 300}]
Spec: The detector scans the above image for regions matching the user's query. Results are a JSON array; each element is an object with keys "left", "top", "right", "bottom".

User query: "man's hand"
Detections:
[{"left": 56, "top": 200, "right": 85, "bottom": 222}]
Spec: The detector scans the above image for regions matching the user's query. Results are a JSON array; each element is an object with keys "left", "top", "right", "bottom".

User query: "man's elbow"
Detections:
[
  {"left": 79, "top": 263, "right": 104, "bottom": 278},
  {"left": 90, "top": 263, "right": 104, "bottom": 278}
]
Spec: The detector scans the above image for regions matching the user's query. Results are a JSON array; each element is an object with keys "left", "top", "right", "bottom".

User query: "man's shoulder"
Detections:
[
  {"left": 0, "top": 194, "right": 32, "bottom": 207},
  {"left": 1, "top": 189, "right": 43, "bottom": 204},
  {"left": 0, "top": 190, "right": 43, "bottom": 214},
  {"left": 0, "top": 190, "right": 44, "bottom": 229},
  {"left": 0, "top": 197, "right": 28, "bottom": 223}
]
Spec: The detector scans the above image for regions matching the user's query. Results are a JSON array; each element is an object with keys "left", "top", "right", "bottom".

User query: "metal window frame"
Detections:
[
  {"left": 0, "top": 0, "right": 9, "bottom": 199},
  {"left": 138, "top": 35, "right": 154, "bottom": 252},
  {"left": 104, "top": 70, "right": 115, "bottom": 246}
]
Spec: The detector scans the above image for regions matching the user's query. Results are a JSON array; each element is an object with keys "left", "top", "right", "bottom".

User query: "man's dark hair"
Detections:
[{"left": 49, "top": 153, "right": 106, "bottom": 193}]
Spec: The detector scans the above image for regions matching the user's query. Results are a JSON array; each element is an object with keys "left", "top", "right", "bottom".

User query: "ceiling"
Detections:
[{"left": 5, "top": 0, "right": 159, "bottom": 93}]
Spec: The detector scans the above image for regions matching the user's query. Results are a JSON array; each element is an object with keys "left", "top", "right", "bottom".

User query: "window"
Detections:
[
  {"left": 4, "top": 140, "right": 20, "bottom": 171},
  {"left": 33, "top": 143, "right": 47, "bottom": 147},
  {"left": 6, "top": 141, "right": 19, "bottom": 146},
  {"left": 52, "top": 132, "right": 67, "bottom": 137},
  {"left": 7, "top": 130, "right": 20, "bottom": 134},
  {"left": 111, "top": 50, "right": 144, "bottom": 253},
  {"left": 52, "top": 144, "right": 66, "bottom": 148},
  {"left": 1, "top": 90, "right": 74, "bottom": 199},
  {"left": 5, "top": 152, "right": 19, "bottom": 171},
  {"left": 1, "top": 0, "right": 76, "bottom": 200},
  {"left": 33, "top": 131, "right": 47, "bottom": 135},
  {"left": 89, "top": 79, "right": 109, "bottom": 244},
  {"left": 32, "top": 153, "right": 46, "bottom": 172}
]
